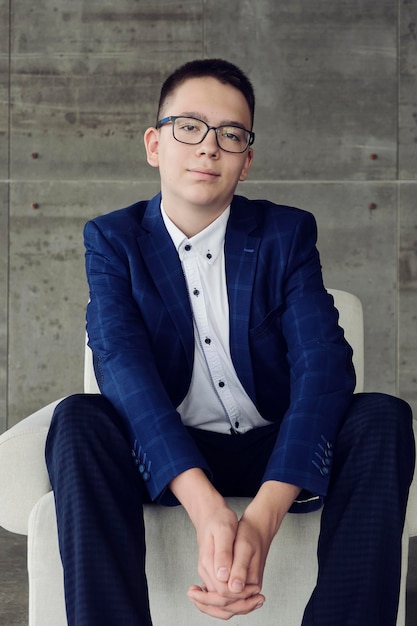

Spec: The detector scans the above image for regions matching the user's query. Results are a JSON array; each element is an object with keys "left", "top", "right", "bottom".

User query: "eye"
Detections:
[
  {"left": 177, "top": 118, "right": 203, "bottom": 133},
  {"left": 220, "top": 127, "right": 244, "bottom": 142},
  {"left": 182, "top": 123, "right": 198, "bottom": 132}
]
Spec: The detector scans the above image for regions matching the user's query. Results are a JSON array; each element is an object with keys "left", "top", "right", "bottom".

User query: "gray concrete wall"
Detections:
[{"left": 1, "top": 0, "right": 416, "bottom": 429}]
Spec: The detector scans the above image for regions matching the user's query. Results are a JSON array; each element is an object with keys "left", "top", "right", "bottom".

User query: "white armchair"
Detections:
[{"left": 0, "top": 290, "right": 415, "bottom": 626}]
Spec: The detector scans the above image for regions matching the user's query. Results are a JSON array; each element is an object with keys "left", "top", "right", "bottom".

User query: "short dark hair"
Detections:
[{"left": 157, "top": 58, "right": 255, "bottom": 127}]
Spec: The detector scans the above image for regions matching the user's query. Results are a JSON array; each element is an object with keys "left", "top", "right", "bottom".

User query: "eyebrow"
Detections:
[{"left": 177, "top": 112, "right": 249, "bottom": 129}]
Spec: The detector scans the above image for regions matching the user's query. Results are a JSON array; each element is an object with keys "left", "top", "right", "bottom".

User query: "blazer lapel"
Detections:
[
  {"left": 137, "top": 194, "right": 194, "bottom": 370},
  {"left": 137, "top": 194, "right": 260, "bottom": 399},
  {"left": 225, "top": 197, "right": 260, "bottom": 403}
]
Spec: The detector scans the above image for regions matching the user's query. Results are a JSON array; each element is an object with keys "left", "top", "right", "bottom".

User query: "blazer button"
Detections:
[{"left": 143, "top": 471, "right": 151, "bottom": 482}]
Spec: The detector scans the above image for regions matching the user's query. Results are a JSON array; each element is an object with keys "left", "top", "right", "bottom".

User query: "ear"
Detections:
[
  {"left": 239, "top": 147, "right": 254, "bottom": 182},
  {"left": 144, "top": 127, "right": 160, "bottom": 168}
]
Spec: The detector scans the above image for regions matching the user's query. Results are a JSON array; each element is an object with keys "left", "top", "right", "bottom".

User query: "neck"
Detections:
[{"left": 162, "top": 200, "right": 229, "bottom": 238}]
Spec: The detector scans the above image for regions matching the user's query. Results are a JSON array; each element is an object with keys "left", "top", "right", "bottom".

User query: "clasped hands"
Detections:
[
  {"left": 170, "top": 468, "right": 300, "bottom": 621},
  {"left": 187, "top": 504, "right": 269, "bottom": 620}
]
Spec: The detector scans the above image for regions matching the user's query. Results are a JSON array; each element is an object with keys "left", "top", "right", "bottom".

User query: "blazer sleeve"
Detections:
[
  {"left": 258, "top": 210, "right": 356, "bottom": 503},
  {"left": 84, "top": 219, "right": 210, "bottom": 504}
]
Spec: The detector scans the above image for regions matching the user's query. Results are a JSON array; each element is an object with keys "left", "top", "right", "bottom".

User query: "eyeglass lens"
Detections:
[{"left": 172, "top": 117, "right": 251, "bottom": 153}]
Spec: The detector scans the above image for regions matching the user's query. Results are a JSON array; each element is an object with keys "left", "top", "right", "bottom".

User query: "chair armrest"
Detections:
[
  {"left": 406, "top": 419, "right": 417, "bottom": 537},
  {"left": 0, "top": 399, "right": 62, "bottom": 535}
]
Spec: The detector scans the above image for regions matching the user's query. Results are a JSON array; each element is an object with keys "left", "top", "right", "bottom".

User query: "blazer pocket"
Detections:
[{"left": 250, "top": 304, "right": 285, "bottom": 339}]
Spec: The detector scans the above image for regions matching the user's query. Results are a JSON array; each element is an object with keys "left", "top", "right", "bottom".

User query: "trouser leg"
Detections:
[
  {"left": 45, "top": 394, "right": 153, "bottom": 626},
  {"left": 302, "top": 393, "right": 415, "bottom": 626}
]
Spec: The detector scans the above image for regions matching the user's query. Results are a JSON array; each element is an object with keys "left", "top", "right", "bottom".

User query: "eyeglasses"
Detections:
[{"left": 156, "top": 116, "right": 255, "bottom": 153}]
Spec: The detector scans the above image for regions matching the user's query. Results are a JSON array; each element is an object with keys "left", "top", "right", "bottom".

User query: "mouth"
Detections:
[{"left": 188, "top": 168, "right": 220, "bottom": 180}]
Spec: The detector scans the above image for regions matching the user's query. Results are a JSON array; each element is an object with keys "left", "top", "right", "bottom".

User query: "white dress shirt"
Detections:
[{"left": 161, "top": 203, "right": 267, "bottom": 435}]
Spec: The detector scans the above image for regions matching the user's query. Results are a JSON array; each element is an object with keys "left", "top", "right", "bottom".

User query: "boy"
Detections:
[{"left": 46, "top": 58, "right": 415, "bottom": 625}]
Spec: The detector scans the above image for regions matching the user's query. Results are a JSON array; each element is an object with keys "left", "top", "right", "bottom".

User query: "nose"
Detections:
[{"left": 196, "top": 127, "right": 219, "bottom": 157}]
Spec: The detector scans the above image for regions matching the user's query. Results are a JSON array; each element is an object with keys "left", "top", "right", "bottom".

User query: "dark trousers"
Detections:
[{"left": 45, "top": 393, "right": 415, "bottom": 626}]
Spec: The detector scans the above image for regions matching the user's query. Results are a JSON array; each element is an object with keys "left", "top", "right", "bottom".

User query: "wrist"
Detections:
[
  {"left": 169, "top": 468, "right": 226, "bottom": 526},
  {"left": 244, "top": 481, "right": 301, "bottom": 536}
]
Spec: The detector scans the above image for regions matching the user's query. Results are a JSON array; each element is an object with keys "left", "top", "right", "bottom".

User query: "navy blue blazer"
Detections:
[{"left": 84, "top": 193, "right": 355, "bottom": 508}]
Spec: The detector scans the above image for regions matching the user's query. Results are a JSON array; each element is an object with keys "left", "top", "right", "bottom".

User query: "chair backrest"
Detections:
[
  {"left": 84, "top": 289, "right": 364, "bottom": 395},
  {"left": 84, "top": 336, "right": 100, "bottom": 395},
  {"left": 327, "top": 289, "right": 364, "bottom": 393}
]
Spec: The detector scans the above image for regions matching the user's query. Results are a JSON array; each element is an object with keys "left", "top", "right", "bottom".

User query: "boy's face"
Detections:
[{"left": 144, "top": 76, "right": 254, "bottom": 217}]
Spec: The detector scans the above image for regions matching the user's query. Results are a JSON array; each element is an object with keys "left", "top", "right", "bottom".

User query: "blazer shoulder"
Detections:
[
  {"left": 85, "top": 199, "right": 150, "bottom": 238},
  {"left": 231, "top": 194, "right": 316, "bottom": 230}
]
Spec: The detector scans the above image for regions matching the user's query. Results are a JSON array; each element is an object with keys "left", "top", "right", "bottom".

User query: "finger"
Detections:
[
  {"left": 229, "top": 559, "right": 261, "bottom": 593},
  {"left": 228, "top": 538, "right": 256, "bottom": 593},
  {"left": 197, "top": 527, "right": 235, "bottom": 589},
  {"left": 212, "top": 527, "right": 236, "bottom": 584},
  {"left": 188, "top": 588, "right": 265, "bottom": 619},
  {"left": 191, "top": 600, "right": 265, "bottom": 621},
  {"left": 188, "top": 583, "right": 261, "bottom": 603}
]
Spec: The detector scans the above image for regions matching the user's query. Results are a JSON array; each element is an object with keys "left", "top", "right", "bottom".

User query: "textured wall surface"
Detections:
[{"left": 1, "top": 0, "right": 416, "bottom": 428}]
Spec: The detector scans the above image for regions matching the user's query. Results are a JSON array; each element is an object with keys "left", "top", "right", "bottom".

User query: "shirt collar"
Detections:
[{"left": 160, "top": 201, "right": 230, "bottom": 264}]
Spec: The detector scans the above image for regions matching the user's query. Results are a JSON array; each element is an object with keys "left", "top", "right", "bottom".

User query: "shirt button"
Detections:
[
  {"left": 206, "top": 253, "right": 212, "bottom": 259},
  {"left": 193, "top": 288, "right": 200, "bottom": 296},
  {"left": 218, "top": 381, "right": 225, "bottom": 388},
  {"left": 205, "top": 337, "right": 211, "bottom": 344},
  {"left": 184, "top": 244, "right": 191, "bottom": 251}
]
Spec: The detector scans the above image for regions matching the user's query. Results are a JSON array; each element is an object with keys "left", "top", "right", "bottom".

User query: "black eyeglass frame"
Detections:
[{"left": 156, "top": 115, "right": 255, "bottom": 153}]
